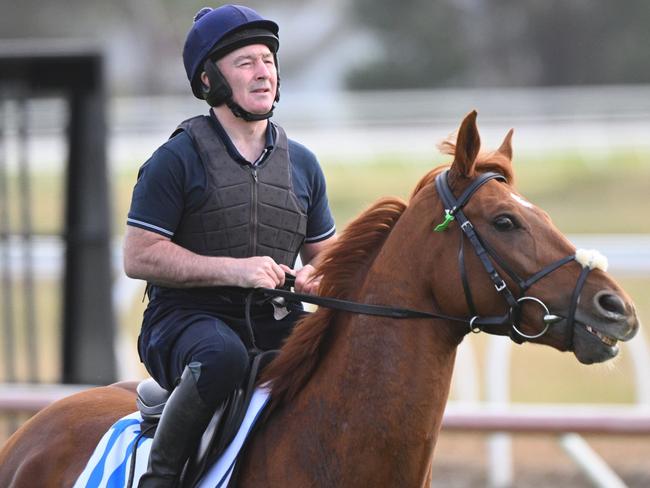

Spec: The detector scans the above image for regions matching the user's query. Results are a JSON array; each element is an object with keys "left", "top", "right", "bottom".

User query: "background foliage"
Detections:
[{"left": 347, "top": 0, "right": 650, "bottom": 89}]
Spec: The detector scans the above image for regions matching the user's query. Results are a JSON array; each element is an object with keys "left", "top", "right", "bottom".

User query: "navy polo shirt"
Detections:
[{"left": 127, "top": 114, "right": 336, "bottom": 247}]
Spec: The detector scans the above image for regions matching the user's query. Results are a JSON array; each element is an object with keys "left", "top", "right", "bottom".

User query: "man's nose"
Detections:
[{"left": 255, "top": 60, "right": 272, "bottom": 78}]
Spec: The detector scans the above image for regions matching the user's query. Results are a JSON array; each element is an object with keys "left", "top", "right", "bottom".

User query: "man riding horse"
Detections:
[{"left": 123, "top": 4, "right": 336, "bottom": 485}]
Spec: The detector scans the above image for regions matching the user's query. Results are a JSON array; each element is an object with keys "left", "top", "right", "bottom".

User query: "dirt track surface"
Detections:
[
  {"left": 2, "top": 421, "right": 648, "bottom": 487},
  {"left": 431, "top": 432, "right": 649, "bottom": 487}
]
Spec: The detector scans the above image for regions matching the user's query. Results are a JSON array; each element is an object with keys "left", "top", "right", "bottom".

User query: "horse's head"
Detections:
[{"left": 424, "top": 110, "right": 639, "bottom": 364}]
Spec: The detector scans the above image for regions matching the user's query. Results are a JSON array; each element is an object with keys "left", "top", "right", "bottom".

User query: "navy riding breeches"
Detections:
[{"left": 138, "top": 307, "right": 304, "bottom": 407}]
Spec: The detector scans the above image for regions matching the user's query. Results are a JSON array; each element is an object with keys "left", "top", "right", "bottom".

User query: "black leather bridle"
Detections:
[
  {"left": 433, "top": 169, "right": 592, "bottom": 344},
  {"left": 257, "top": 169, "right": 594, "bottom": 346}
]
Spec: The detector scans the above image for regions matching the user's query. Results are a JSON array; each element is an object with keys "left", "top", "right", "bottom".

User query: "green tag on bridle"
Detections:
[{"left": 434, "top": 210, "right": 455, "bottom": 232}]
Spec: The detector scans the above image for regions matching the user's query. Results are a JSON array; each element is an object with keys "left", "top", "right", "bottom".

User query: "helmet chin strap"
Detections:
[{"left": 226, "top": 98, "right": 275, "bottom": 122}]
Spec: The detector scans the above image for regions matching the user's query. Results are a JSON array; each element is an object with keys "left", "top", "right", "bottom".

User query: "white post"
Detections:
[
  {"left": 485, "top": 336, "right": 513, "bottom": 487},
  {"left": 560, "top": 433, "right": 628, "bottom": 488}
]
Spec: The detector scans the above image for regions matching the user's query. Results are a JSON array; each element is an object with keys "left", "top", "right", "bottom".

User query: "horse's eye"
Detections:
[{"left": 493, "top": 215, "right": 517, "bottom": 231}]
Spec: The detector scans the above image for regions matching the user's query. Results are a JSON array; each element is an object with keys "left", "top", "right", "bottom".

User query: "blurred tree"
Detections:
[
  {"left": 4, "top": 0, "right": 650, "bottom": 92},
  {"left": 346, "top": 0, "right": 471, "bottom": 89},
  {"left": 346, "top": 0, "right": 650, "bottom": 89},
  {"left": 520, "top": 0, "right": 650, "bottom": 85}
]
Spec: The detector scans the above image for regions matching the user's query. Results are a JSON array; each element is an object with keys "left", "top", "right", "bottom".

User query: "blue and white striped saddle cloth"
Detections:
[{"left": 74, "top": 387, "right": 270, "bottom": 488}]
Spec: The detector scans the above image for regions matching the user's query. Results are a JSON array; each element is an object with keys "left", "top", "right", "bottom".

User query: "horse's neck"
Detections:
[{"left": 331, "top": 265, "right": 460, "bottom": 431}]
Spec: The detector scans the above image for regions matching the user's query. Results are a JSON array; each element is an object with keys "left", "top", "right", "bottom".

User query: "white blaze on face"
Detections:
[{"left": 510, "top": 192, "right": 534, "bottom": 209}]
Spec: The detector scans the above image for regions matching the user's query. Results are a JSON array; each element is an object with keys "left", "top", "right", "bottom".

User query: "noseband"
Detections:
[{"left": 258, "top": 169, "right": 594, "bottom": 346}]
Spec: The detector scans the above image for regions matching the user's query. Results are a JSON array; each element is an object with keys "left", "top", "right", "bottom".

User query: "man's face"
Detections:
[{"left": 216, "top": 43, "right": 278, "bottom": 114}]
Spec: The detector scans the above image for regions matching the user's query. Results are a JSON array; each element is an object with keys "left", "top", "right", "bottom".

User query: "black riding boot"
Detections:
[{"left": 138, "top": 362, "right": 214, "bottom": 488}]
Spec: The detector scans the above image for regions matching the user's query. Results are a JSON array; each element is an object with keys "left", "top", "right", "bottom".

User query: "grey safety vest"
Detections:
[{"left": 172, "top": 115, "right": 307, "bottom": 267}]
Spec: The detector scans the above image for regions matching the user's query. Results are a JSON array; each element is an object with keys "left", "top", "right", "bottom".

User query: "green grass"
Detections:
[
  {"left": 513, "top": 149, "right": 650, "bottom": 234},
  {"left": 0, "top": 279, "right": 62, "bottom": 383},
  {"left": 314, "top": 149, "right": 650, "bottom": 233},
  {"left": 7, "top": 149, "right": 650, "bottom": 235},
  {"left": 1, "top": 169, "right": 65, "bottom": 236}
]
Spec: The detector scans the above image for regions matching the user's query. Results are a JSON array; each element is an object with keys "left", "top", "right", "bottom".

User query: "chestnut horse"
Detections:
[{"left": 0, "top": 112, "right": 639, "bottom": 487}]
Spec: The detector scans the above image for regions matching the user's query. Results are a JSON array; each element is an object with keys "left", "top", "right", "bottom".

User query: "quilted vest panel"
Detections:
[{"left": 172, "top": 116, "right": 307, "bottom": 267}]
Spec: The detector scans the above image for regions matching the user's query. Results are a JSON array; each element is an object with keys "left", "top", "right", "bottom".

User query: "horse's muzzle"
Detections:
[{"left": 586, "top": 290, "right": 640, "bottom": 342}]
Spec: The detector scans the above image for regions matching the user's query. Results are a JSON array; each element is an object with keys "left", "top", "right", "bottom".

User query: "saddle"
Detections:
[{"left": 135, "top": 350, "right": 277, "bottom": 487}]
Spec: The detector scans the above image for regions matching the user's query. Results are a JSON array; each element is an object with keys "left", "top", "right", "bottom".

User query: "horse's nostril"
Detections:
[{"left": 595, "top": 291, "right": 627, "bottom": 317}]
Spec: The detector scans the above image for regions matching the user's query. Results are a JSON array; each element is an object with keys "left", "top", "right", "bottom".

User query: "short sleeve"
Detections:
[
  {"left": 126, "top": 141, "right": 188, "bottom": 238},
  {"left": 288, "top": 139, "right": 336, "bottom": 243}
]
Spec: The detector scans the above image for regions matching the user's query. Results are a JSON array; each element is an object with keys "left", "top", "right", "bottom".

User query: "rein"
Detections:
[
  {"left": 261, "top": 279, "right": 503, "bottom": 324},
  {"left": 255, "top": 170, "right": 592, "bottom": 344}
]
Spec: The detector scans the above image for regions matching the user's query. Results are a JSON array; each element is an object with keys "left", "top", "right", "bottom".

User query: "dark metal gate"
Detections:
[{"left": 0, "top": 44, "right": 116, "bottom": 391}]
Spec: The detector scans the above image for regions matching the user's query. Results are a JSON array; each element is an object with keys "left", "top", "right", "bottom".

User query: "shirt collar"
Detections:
[{"left": 208, "top": 110, "right": 275, "bottom": 165}]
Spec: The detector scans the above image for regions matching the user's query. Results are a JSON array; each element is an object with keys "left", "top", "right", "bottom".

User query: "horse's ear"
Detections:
[
  {"left": 498, "top": 128, "right": 514, "bottom": 160},
  {"left": 451, "top": 110, "right": 481, "bottom": 177}
]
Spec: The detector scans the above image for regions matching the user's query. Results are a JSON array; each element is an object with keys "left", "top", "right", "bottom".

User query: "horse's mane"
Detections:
[
  {"left": 260, "top": 136, "right": 514, "bottom": 413},
  {"left": 260, "top": 197, "right": 407, "bottom": 411}
]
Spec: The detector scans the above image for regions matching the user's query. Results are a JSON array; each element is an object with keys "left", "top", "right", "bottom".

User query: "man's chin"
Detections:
[{"left": 244, "top": 95, "right": 275, "bottom": 113}]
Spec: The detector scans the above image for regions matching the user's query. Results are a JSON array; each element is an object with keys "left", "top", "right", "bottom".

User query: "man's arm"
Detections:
[
  {"left": 300, "top": 236, "right": 335, "bottom": 267},
  {"left": 123, "top": 226, "right": 285, "bottom": 289}
]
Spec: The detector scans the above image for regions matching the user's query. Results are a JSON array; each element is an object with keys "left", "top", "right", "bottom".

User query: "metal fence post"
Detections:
[{"left": 61, "top": 53, "right": 116, "bottom": 384}]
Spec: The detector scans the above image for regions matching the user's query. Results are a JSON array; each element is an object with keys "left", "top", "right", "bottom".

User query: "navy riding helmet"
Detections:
[{"left": 182, "top": 4, "right": 280, "bottom": 121}]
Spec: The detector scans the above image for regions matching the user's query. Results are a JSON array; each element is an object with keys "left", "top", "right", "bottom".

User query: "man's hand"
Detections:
[
  {"left": 235, "top": 256, "right": 286, "bottom": 289},
  {"left": 281, "top": 263, "right": 321, "bottom": 295}
]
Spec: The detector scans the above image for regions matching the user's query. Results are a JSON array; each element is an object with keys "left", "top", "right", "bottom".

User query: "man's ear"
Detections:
[{"left": 200, "top": 71, "right": 210, "bottom": 89}]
